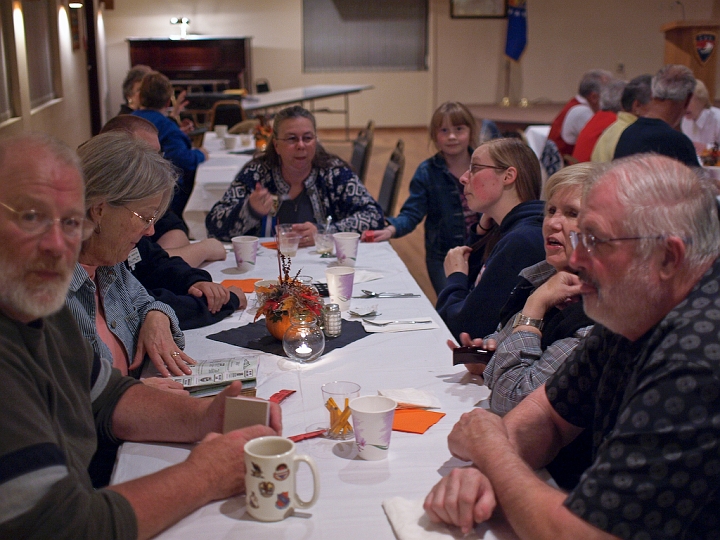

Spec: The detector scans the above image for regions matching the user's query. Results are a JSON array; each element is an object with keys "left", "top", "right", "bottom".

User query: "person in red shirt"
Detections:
[
  {"left": 547, "top": 70, "right": 613, "bottom": 158},
  {"left": 571, "top": 79, "right": 626, "bottom": 163}
]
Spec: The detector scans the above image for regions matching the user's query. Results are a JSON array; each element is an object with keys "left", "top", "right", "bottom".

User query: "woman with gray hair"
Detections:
[{"left": 67, "top": 132, "right": 194, "bottom": 392}]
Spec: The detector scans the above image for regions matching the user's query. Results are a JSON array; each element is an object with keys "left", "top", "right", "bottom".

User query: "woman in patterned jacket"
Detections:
[{"left": 206, "top": 105, "right": 384, "bottom": 245}]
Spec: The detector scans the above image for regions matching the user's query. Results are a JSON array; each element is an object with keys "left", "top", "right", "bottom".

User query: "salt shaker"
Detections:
[{"left": 323, "top": 304, "right": 342, "bottom": 337}]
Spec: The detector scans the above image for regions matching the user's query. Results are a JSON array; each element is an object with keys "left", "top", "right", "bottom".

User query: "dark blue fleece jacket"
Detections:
[{"left": 436, "top": 199, "right": 545, "bottom": 341}]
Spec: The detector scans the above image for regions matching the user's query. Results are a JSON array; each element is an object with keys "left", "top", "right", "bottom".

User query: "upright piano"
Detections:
[{"left": 127, "top": 36, "right": 252, "bottom": 93}]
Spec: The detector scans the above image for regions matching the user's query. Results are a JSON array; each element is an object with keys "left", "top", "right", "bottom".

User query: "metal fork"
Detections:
[{"left": 362, "top": 319, "right": 432, "bottom": 327}]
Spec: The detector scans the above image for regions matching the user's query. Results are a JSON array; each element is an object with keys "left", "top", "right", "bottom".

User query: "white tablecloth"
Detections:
[
  {"left": 111, "top": 242, "right": 512, "bottom": 539},
  {"left": 184, "top": 132, "right": 252, "bottom": 240}
]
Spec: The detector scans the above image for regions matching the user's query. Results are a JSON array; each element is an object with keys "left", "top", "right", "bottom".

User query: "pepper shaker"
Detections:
[{"left": 323, "top": 304, "right": 342, "bottom": 337}]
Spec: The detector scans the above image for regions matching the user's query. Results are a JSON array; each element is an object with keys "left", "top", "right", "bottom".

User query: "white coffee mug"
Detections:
[{"left": 244, "top": 436, "right": 320, "bottom": 521}]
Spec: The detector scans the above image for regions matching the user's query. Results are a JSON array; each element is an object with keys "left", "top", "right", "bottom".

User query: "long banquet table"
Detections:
[{"left": 111, "top": 241, "right": 521, "bottom": 539}]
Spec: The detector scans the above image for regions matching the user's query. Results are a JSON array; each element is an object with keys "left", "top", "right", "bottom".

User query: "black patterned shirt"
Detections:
[
  {"left": 205, "top": 157, "right": 384, "bottom": 241},
  {"left": 545, "top": 256, "right": 720, "bottom": 539}
]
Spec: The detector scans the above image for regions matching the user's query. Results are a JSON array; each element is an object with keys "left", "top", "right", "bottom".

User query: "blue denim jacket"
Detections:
[
  {"left": 387, "top": 151, "right": 478, "bottom": 263},
  {"left": 66, "top": 263, "right": 184, "bottom": 373}
]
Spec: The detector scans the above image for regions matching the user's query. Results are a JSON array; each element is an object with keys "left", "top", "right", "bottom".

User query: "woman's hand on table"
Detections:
[
  {"left": 130, "top": 310, "right": 195, "bottom": 377},
  {"left": 248, "top": 182, "right": 275, "bottom": 216},
  {"left": 447, "top": 332, "right": 497, "bottom": 376},
  {"left": 141, "top": 377, "right": 189, "bottom": 396},
  {"left": 292, "top": 222, "right": 317, "bottom": 248},
  {"left": 443, "top": 246, "right": 472, "bottom": 277},
  {"left": 189, "top": 281, "right": 232, "bottom": 313},
  {"left": 423, "top": 466, "right": 496, "bottom": 534}
]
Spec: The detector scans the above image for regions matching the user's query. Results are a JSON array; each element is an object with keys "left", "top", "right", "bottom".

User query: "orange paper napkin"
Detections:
[
  {"left": 261, "top": 241, "right": 278, "bottom": 250},
  {"left": 221, "top": 278, "right": 262, "bottom": 293},
  {"left": 392, "top": 408, "right": 445, "bottom": 434}
]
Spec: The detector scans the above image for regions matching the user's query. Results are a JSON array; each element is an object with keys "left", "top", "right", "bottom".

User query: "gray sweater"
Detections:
[{"left": 0, "top": 306, "right": 139, "bottom": 539}]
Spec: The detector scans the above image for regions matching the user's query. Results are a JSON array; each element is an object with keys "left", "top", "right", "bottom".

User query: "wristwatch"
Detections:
[{"left": 512, "top": 312, "right": 544, "bottom": 331}]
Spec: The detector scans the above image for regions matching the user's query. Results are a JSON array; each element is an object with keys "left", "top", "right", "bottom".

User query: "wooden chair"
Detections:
[
  {"left": 208, "top": 100, "right": 246, "bottom": 130},
  {"left": 349, "top": 120, "right": 375, "bottom": 184},
  {"left": 377, "top": 139, "right": 405, "bottom": 217}
]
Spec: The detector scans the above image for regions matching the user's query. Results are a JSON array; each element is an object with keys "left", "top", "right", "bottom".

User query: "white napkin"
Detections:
[
  {"left": 382, "top": 497, "right": 481, "bottom": 540},
  {"left": 362, "top": 317, "right": 439, "bottom": 333},
  {"left": 378, "top": 388, "right": 442, "bottom": 409}
]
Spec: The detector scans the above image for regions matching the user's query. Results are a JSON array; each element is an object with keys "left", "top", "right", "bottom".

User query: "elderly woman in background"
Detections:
[
  {"left": 436, "top": 137, "right": 546, "bottom": 341},
  {"left": 68, "top": 132, "right": 194, "bottom": 392},
  {"left": 206, "top": 105, "right": 384, "bottom": 244},
  {"left": 681, "top": 79, "right": 720, "bottom": 152},
  {"left": 453, "top": 163, "right": 596, "bottom": 414}
]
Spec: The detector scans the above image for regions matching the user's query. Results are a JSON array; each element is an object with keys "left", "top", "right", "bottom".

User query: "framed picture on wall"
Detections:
[{"left": 451, "top": 0, "right": 507, "bottom": 18}]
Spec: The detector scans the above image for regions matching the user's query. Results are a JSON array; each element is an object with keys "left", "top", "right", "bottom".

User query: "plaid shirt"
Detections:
[{"left": 481, "top": 261, "right": 593, "bottom": 415}]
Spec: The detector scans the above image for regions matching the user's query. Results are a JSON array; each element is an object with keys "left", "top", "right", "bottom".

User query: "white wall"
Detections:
[
  {"left": 102, "top": 0, "right": 718, "bottom": 128},
  {"left": 0, "top": 2, "right": 92, "bottom": 148},
  {"left": 2, "top": 0, "right": 718, "bottom": 144},
  {"left": 103, "top": 0, "right": 435, "bottom": 128}
]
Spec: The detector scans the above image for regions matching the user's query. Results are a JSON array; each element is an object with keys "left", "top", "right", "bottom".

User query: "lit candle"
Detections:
[{"left": 296, "top": 344, "right": 312, "bottom": 355}]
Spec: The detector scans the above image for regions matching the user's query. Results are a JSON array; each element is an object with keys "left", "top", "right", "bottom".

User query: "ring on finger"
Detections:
[{"left": 171, "top": 351, "right": 181, "bottom": 358}]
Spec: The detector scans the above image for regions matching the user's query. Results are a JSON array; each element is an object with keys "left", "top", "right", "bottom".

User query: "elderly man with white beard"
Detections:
[
  {"left": 0, "top": 133, "right": 281, "bottom": 540},
  {"left": 423, "top": 154, "right": 720, "bottom": 540}
]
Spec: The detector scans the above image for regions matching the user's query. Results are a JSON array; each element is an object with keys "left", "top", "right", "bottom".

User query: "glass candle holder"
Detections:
[{"left": 282, "top": 313, "right": 325, "bottom": 363}]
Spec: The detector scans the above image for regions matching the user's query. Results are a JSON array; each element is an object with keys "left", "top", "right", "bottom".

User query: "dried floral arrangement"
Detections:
[{"left": 254, "top": 253, "right": 324, "bottom": 323}]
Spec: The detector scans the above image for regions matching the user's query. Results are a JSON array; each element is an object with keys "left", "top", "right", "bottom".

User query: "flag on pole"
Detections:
[{"left": 505, "top": 0, "right": 527, "bottom": 61}]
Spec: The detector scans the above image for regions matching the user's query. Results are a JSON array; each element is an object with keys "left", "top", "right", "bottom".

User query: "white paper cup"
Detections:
[
  {"left": 349, "top": 396, "right": 397, "bottom": 461},
  {"left": 333, "top": 232, "right": 360, "bottom": 267},
  {"left": 244, "top": 436, "right": 320, "bottom": 522},
  {"left": 224, "top": 135, "right": 238, "bottom": 150},
  {"left": 231, "top": 235, "right": 259, "bottom": 272},
  {"left": 214, "top": 124, "right": 228, "bottom": 137},
  {"left": 325, "top": 266, "right": 355, "bottom": 312}
]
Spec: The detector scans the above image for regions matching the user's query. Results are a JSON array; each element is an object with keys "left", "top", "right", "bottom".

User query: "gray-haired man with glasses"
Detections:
[
  {"left": 0, "top": 133, "right": 281, "bottom": 539},
  {"left": 424, "top": 154, "right": 720, "bottom": 539}
]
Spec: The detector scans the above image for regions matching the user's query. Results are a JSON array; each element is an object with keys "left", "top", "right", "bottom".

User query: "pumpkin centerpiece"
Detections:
[{"left": 254, "top": 253, "right": 324, "bottom": 341}]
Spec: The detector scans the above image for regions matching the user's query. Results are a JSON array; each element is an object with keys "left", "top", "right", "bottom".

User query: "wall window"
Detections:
[
  {"left": 22, "top": 0, "right": 58, "bottom": 108},
  {"left": 0, "top": 3, "right": 14, "bottom": 122},
  {"left": 303, "top": 0, "right": 428, "bottom": 72}
]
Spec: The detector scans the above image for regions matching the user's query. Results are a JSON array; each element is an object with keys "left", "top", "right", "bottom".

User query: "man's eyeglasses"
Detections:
[
  {"left": 124, "top": 206, "right": 159, "bottom": 230},
  {"left": 569, "top": 230, "right": 666, "bottom": 256},
  {"left": 276, "top": 134, "right": 316, "bottom": 145},
  {"left": 0, "top": 201, "right": 93, "bottom": 241},
  {"left": 468, "top": 163, "right": 507, "bottom": 176}
]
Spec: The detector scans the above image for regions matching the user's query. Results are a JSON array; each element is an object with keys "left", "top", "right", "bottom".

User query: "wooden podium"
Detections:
[{"left": 661, "top": 20, "right": 720, "bottom": 98}]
